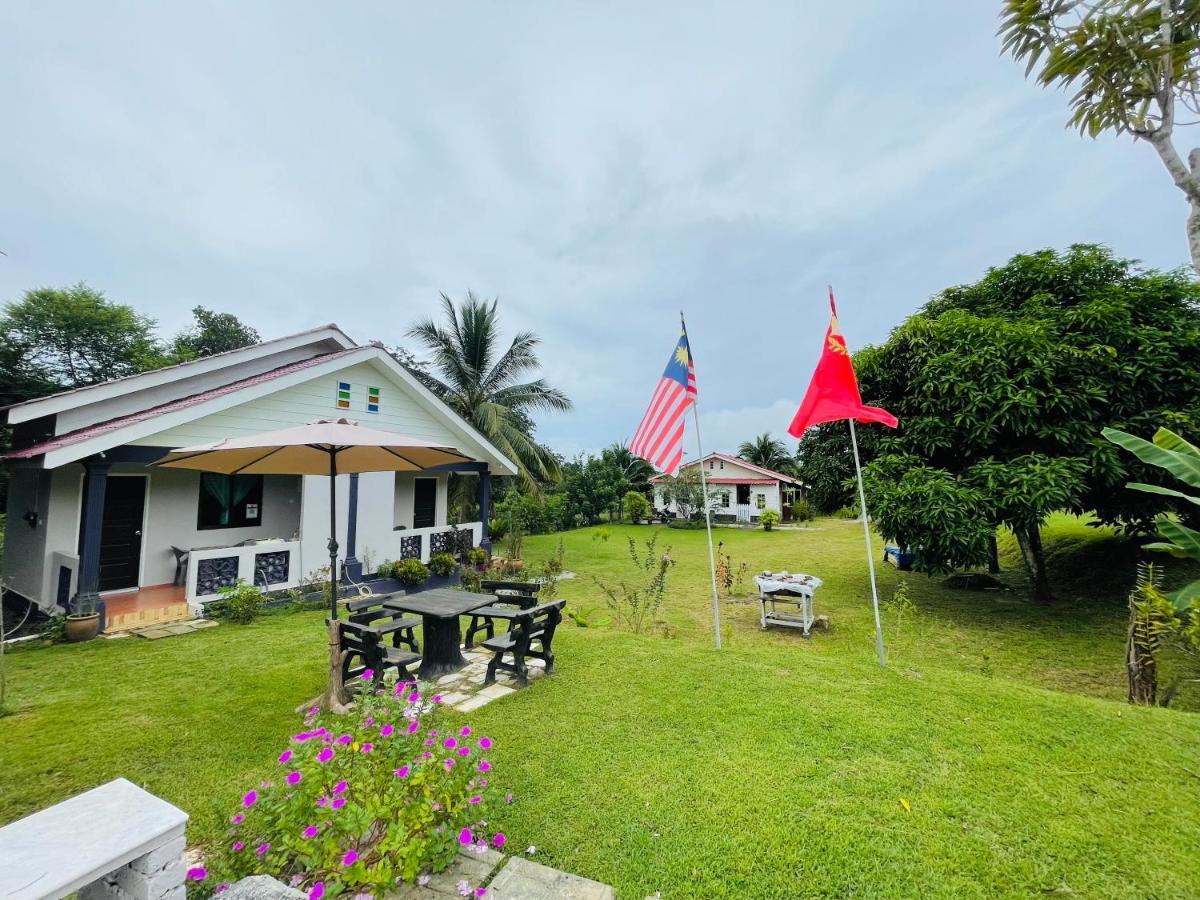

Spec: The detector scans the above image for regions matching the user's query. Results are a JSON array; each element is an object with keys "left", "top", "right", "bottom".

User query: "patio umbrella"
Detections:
[{"left": 154, "top": 418, "right": 472, "bottom": 619}]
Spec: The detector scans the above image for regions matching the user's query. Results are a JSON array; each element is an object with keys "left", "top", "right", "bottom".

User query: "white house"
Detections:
[
  {"left": 1, "top": 325, "right": 516, "bottom": 631},
  {"left": 650, "top": 452, "right": 801, "bottom": 523}
]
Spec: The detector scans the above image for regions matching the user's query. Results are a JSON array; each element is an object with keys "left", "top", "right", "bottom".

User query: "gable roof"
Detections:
[
  {"left": 650, "top": 452, "right": 799, "bottom": 485},
  {"left": 5, "top": 344, "right": 519, "bottom": 476},
  {"left": 1, "top": 324, "right": 356, "bottom": 425}
]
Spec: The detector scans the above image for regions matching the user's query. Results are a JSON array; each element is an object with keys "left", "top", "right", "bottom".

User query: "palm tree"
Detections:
[
  {"left": 407, "top": 292, "right": 571, "bottom": 486},
  {"left": 736, "top": 433, "right": 796, "bottom": 475},
  {"left": 602, "top": 443, "right": 657, "bottom": 521}
]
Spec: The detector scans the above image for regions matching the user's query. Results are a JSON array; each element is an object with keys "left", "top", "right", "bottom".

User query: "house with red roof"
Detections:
[
  {"left": 1, "top": 325, "right": 516, "bottom": 631},
  {"left": 650, "top": 452, "right": 802, "bottom": 524}
]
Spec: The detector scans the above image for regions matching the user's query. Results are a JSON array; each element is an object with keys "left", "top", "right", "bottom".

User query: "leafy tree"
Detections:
[
  {"left": 736, "top": 433, "right": 796, "bottom": 474},
  {"left": 1, "top": 283, "right": 164, "bottom": 391},
  {"left": 623, "top": 490, "right": 651, "bottom": 523},
  {"left": 794, "top": 423, "right": 867, "bottom": 513},
  {"left": 601, "top": 443, "right": 656, "bottom": 521},
  {"left": 1000, "top": 1, "right": 1200, "bottom": 271},
  {"left": 171, "top": 306, "right": 259, "bottom": 359},
  {"left": 407, "top": 292, "right": 571, "bottom": 485},
  {"left": 562, "top": 454, "right": 624, "bottom": 525},
  {"left": 859, "top": 245, "right": 1200, "bottom": 604},
  {"left": 656, "top": 466, "right": 709, "bottom": 520}
]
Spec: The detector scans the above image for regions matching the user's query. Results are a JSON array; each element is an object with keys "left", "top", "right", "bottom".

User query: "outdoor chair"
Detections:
[
  {"left": 482, "top": 599, "right": 565, "bottom": 687},
  {"left": 463, "top": 580, "right": 542, "bottom": 649},
  {"left": 345, "top": 596, "right": 420, "bottom": 653},
  {"left": 333, "top": 618, "right": 421, "bottom": 689}
]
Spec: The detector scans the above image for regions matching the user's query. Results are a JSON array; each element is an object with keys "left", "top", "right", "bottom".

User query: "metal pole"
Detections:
[
  {"left": 849, "top": 419, "right": 886, "bottom": 666},
  {"left": 328, "top": 451, "right": 340, "bottom": 621},
  {"left": 691, "top": 397, "right": 723, "bottom": 650}
]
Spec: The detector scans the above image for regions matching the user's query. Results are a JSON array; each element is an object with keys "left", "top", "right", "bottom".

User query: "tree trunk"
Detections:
[
  {"left": 1145, "top": 130, "right": 1200, "bottom": 274},
  {"left": 1126, "top": 612, "right": 1158, "bottom": 706},
  {"left": 1014, "top": 523, "right": 1053, "bottom": 605},
  {"left": 987, "top": 532, "right": 1000, "bottom": 575}
]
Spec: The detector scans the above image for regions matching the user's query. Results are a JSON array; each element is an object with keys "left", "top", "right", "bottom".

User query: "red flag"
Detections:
[{"left": 787, "top": 288, "right": 897, "bottom": 437}]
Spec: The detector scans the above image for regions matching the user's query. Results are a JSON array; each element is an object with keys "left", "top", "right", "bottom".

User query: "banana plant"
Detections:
[{"left": 1102, "top": 426, "right": 1200, "bottom": 609}]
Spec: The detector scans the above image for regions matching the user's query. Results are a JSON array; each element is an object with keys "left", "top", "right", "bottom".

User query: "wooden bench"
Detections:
[
  {"left": 463, "top": 580, "right": 541, "bottom": 649},
  {"left": 482, "top": 599, "right": 565, "bottom": 687},
  {"left": 334, "top": 619, "right": 421, "bottom": 689},
  {"left": 345, "top": 595, "right": 420, "bottom": 653}
]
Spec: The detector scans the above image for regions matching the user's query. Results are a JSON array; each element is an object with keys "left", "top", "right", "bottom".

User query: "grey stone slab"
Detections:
[
  {"left": 192, "top": 619, "right": 220, "bottom": 629},
  {"left": 438, "top": 691, "right": 470, "bottom": 706},
  {"left": 222, "top": 875, "right": 307, "bottom": 900},
  {"left": 162, "top": 623, "right": 196, "bottom": 636},
  {"left": 135, "top": 628, "right": 174, "bottom": 640},
  {"left": 423, "top": 850, "right": 499, "bottom": 894},
  {"left": 0, "top": 778, "right": 188, "bottom": 900},
  {"left": 487, "top": 858, "right": 615, "bottom": 900},
  {"left": 453, "top": 694, "right": 495, "bottom": 713},
  {"left": 477, "top": 683, "right": 515, "bottom": 700}
]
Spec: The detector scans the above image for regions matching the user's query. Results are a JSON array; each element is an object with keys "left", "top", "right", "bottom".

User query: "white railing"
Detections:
[
  {"left": 186, "top": 538, "right": 302, "bottom": 606},
  {"left": 373, "top": 521, "right": 483, "bottom": 567}
]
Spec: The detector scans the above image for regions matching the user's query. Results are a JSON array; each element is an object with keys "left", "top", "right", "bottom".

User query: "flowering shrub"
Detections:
[
  {"left": 193, "top": 677, "right": 506, "bottom": 898},
  {"left": 428, "top": 552, "right": 458, "bottom": 577}
]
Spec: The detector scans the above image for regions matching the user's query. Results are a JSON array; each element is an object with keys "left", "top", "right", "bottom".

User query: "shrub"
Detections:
[
  {"left": 760, "top": 510, "right": 780, "bottom": 531},
  {"left": 667, "top": 519, "right": 706, "bottom": 530},
  {"left": 623, "top": 491, "right": 650, "bottom": 523},
  {"left": 502, "top": 528, "right": 524, "bottom": 562},
  {"left": 791, "top": 498, "right": 814, "bottom": 523},
  {"left": 428, "top": 553, "right": 458, "bottom": 577},
  {"left": 214, "top": 580, "right": 265, "bottom": 624},
  {"left": 834, "top": 504, "right": 861, "bottom": 520},
  {"left": 467, "top": 547, "right": 489, "bottom": 567},
  {"left": 393, "top": 559, "right": 430, "bottom": 587},
  {"left": 375, "top": 560, "right": 395, "bottom": 579},
  {"left": 593, "top": 534, "right": 674, "bottom": 634},
  {"left": 195, "top": 678, "right": 506, "bottom": 897}
]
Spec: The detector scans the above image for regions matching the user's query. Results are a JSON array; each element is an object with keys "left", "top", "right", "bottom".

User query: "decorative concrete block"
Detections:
[
  {"left": 131, "top": 835, "right": 188, "bottom": 875},
  {"left": 222, "top": 875, "right": 307, "bottom": 900},
  {"left": 116, "top": 858, "right": 185, "bottom": 900}
]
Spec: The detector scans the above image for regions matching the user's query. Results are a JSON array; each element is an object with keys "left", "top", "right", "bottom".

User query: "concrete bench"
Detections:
[{"left": 0, "top": 778, "right": 189, "bottom": 900}]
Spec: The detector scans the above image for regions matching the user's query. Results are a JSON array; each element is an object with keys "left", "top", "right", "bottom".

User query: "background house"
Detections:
[
  {"left": 651, "top": 452, "right": 801, "bottom": 523},
  {"left": 1, "top": 325, "right": 516, "bottom": 631}
]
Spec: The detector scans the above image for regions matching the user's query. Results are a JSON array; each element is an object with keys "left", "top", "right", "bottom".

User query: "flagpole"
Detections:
[
  {"left": 682, "top": 312, "right": 723, "bottom": 650},
  {"left": 848, "top": 419, "right": 886, "bottom": 666}
]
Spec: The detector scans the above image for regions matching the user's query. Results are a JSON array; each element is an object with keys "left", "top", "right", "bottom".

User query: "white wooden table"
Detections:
[{"left": 754, "top": 572, "right": 823, "bottom": 635}]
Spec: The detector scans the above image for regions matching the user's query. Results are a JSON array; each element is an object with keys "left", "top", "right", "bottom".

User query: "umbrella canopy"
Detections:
[
  {"left": 153, "top": 417, "right": 471, "bottom": 475},
  {"left": 154, "top": 418, "right": 474, "bottom": 619}
]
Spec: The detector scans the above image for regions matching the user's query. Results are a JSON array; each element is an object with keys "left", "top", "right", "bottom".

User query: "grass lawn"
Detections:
[{"left": 2, "top": 516, "right": 1199, "bottom": 897}]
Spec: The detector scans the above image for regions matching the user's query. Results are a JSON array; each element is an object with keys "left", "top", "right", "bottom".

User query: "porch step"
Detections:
[{"left": 106, "top": 603, "right": 191, "bottom": 634}]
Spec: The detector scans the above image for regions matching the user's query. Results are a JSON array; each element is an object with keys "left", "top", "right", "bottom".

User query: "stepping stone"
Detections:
[
  {"left": 438, "top": 692, "right": 470, "bottom": 706},
  {"left": 135, "top": 627, "right": 174, "bottom": 640},
  {"left": 478, "top": 683, "right": 515, "bottom": 700},
  {"left": 452, "top": 694, "right": 495, "bottom": 713},
  {"left": 193, "top": 620, "right": 220, "bottom": 629},
  {"left": 163, "top": 623, "right": 196, "bottom": 635},
  {"left": 436, "top": 673, "right": 462, "bottom": 686},
  {"left": 487, "top": 857, "right": 615, "bottom": 899},
  {"left": 386, "top": 847, "right": 503, "bottom": 898}
]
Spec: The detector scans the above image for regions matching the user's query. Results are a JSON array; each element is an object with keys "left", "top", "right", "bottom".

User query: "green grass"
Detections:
[{"left": 2, "top": 516, "right": 1199, "bottom": 898}]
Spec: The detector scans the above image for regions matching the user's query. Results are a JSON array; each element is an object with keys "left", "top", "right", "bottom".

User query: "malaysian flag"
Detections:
[{"left": 629, "top": 319, "right": 697, "bottom": 474}]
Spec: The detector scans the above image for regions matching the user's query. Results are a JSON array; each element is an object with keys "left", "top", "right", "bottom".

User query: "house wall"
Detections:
[
  {"left": 654, "top": 479, "right": 783, "bottom": 518},
  {"left": 2, "top": 467, "right": 51, "bottom": 602}
]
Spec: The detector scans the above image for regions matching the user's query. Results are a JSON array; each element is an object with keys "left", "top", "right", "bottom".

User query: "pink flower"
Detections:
[
  {"left": 478, "top": 760, "right": 492, "bottom": 772},
  {"left": 476, "top": 889, "right": 488, "bottom": 898},
  {"left": 407, "top": 692, "right": 420, "bottom": 703},
  {"left": 421, "top": 752, "right": 432, "bottom": 759},
  {"left": 336, "top": 733, "right": 352, "bottom": 745},
  {"left": 187, "top": 867, "right": 207, "bottom": 881},
  {"left": 433, "top": 694, "right": 443, "bottom": 703},
  {"left": 242, "top": 790, "right": 258, "bottom": 808},
  {"left": 418, "top": 875, "right": 431, "bottom": 887},
  {"left": 444, "top": 738, "right": 457, "bottom": 750},
  {"left": 333, "top": 780, "right": 349, "bottom": 794},
  {"left": 361, "top": 743, "right": 374, "bottom": 754},
  {"left": 216, "top": 884, "right": 230, "bottom": 894},
  {"left": 458, "top": 827, "right": 473, "bottom": 845},
  {"left": 293, "top": 732, "right": 313, "bottom": 743},
  {"left": 457, "top": 746, "right": 471, "bottom": 757},
  {"left": 394, "top": 765, "right": 410, "bottom": 779},
  {"left": 342, "top": 849, "right": 359, "bottom": 866},
  {"left": 456, "top": 881, "right": 471, "bottom": 897},
  {"left": 364, "top": 716, "right": 374, "bottom": 726},
  {"left": 359, "top": 668, "right": 374, "bottom": 681},
  {"left": 479, "top": 737, "right": 492, "bottom": 750},
  {"left": 231, "top": 813, "right": 245, "bottom": 824},
  {"left": 460, "top": 726, "right": 472, "bottom": 737},
  {"left": 468, "top": 795, "right": 482, "bottom": 804},
  {"left": 286, "top": 771, "right": 302, "bottom": 786},
  {"left": 505, "top": 792, "right": 513, "bottom": 805},
  {"left": 302, "top": 825, "right": 319, "bottom": 839},
  {"left": 317, "top": 747, "right": 334, "bottom": 763},
  {"left": 407, "top": 721, "right": 420, "bottom": 734},
  {"left": 232, "top": 841, "right": 244, "bottom": 851},
  {"left": 332, "top": 796, "right": 347, "bottom": 810},
  {"left": 492, "top": 832, "right": 507, "bottom": 848},
  {"left": 444, "top": 758, "right": 456, "bottom": 770},
  {"left": 309, "top": 882, "right": 324, "bottom": 900},
  {"left": 255, "top": 842, "right": 270, "bottom": 855},
  {"left": 278, "top": 749, "right": 294, "bottom": 764},
  {"left": 316, "top": 795, "right": 329, "bottom": 807},
  {"left": 379, "top": 723, "right": 395, "bottom": 737},
  {"left": 430, "top": 730, "right": 439, "bottom": 736}
]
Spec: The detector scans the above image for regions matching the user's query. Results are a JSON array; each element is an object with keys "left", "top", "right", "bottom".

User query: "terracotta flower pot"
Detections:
[{"left": 65, "top": 613, "right": 101, "bottom": 643}]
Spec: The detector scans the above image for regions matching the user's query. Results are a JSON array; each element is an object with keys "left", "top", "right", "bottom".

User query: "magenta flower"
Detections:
[
  {"left": 479, "top": 760, "right": 492, "bottom": 772},
  {"left": 407, "top": 692, "right": 420, "bottom": 703},
  {"left": 379, "top": 723, "right": 394, "bottom": 737},
  {"left": 468, "top": 795, "right": 482, "bottom": 804},
  {"left": 231, "top": 813, "right": 245, "bottom": 824},
  {"left": 335, "top": 733, "right": 352, "bottom": 745},
  {"left": 430, "top": 730, "right": 439, "bottom": 736},
  {"left": 256, "top": 842, "right": 270, "bottom": 856},
  {"left": 444, "top": 738, "right": 457, "bottom": 750},
  {"left": 317, "top": 747, "right": 334, "bottom": 764},
  {"left": 333, "top": 780, "right": 349, "bottom": 794},
  {"left": 342, "top": 849, "right": 359, "bottom": 866},
  {"left": 479, "top": 737, "right": 492, "bottom": 750},
  {"left": 216, "top": 884, "right": 230, "bottom": 894},
  {"left": 278, "top": 749, "right": 294, "bottom": 764},
  {"left": 359, "top": 668, "right": 374, "bottom": 681},
  {"left": 242, "top": 790, "right": 258, "bottom": 808},
  {"left": 476, "top": 889, "right": 487, "bottom": 898},
  {"left": 293, "top": 732, "right": 313, "bottom": 743},
  {"left": 407, "top": 721, "right": 420, "bottom": 734},
  {"left": 302, "top": 825, "right": 319, "bottom": 839},
  {"left": 421, "top": 752, "right": 432, "bottom": 760},
  {"left": 232, "top": 841, "right": 244, "bottom": 851},
  {"left": 457, "top": 746, "right": 471, "bottom": 757},
  {"left": 492, "top": 832, "right": 506, "bottom": 848},
  {"left": 316, "top": 795, "right": 329, "bottom": 807},
  {"left": 395, "top": 765, "right": 410, "bottom": 779},
  {"left": 286, "top": 771, "right": 302, "bottom": 786},
  {"left": 332, "top": 796, "right": 347, "bottom": 810},
  {"left": 458, "top": 827, "right": 473, "bottom": 845},
  {"left": 433, "top": 694, "right": 443, "bottom": 703},
  {"left": 309, "top": 882, "right": 324, "bottom": 900},
  {"left": 460, "top": 726, "right": 472, "bottom": 737},
  {"left": 444, "top": 758, "right": 456, "bottom": 770},
  {"left": 361, "top": 743, "right": 374, "bottom": 754},
  {"left": 505, "top": 792, "right": 513, "bottom": 804},
  {"left": 186, "top": 867, "right": 207, "bottom": 881},
  {"left": 456, "top": 882, "right": 471, "bottom": 897}
]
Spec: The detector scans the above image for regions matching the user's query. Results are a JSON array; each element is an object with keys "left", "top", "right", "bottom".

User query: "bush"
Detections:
[
  {"left": 760, "top": 509, "right": 780, "bottom": 531},
  {"left": 428, "top": 553, "right": 458, "bottom": 577},
  {"left": 467, "top": 547, "right": 489, "bottom": 567},
  {"left": 214, "top": 580, "right": 265, "bottom": 624},
  {"left": 392, "top": 559, "right": 430, "bottom": 586},
  {"left": 623, "top": 491, "right": 650, "bottom": 523},
  {"left": 593, "top": 534, "right": 674, "bottom": 635},
  {"left": 667, "top": 519, "right": 707, "bottom": 530},
  {"left": 834, "top": 504, "right": 861, "bottom": 520},
  {"left": 195, "top": 679, "right": 506, "bottom": 897},
  {"left": 791, "top": 498, "right": 814, "bottom": 523}
]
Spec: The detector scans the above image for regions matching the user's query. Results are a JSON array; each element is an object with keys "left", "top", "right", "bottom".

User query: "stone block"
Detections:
[
  {"left": 222, "top": 875, "right": 307, "bottom": 900},
  {"left": 130, "top": 834, "right": 187, "bottom": 875},
  {"left": 453, "top": 694, "right": 494, "bottom": 713},
  {"left": 477, "top": 683, "right": 515, "bottom": 700},
  {"left": 116, "top": 858, "right": 184, "bottom": 900},
  {"left": 487, "top": 857, "right": 615, "bottom": 899},
  {"left": 424, "top": 850, "right": 500, "bottom": 894},
  {"left": 80, "top": 878, "right": 131, "bottom": 900}
]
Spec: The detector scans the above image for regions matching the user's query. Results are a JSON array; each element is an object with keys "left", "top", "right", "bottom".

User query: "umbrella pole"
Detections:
[{"left": 328, "top": 451, "right": 339, "bottom": 620}]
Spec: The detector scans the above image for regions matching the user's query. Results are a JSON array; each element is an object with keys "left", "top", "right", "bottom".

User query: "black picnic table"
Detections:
[{"left": 382, "top": 589, "right": 497, "bottom": 679}]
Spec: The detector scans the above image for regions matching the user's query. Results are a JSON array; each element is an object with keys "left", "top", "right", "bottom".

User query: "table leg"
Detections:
[{"left": 418, "top": 614, "right": 468, "bottom": 679}]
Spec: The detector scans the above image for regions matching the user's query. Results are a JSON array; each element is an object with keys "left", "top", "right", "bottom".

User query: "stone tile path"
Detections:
[
  {"left": 434, "top": 648, "right": 547, "bottom": 714},
  {"left": 385, "top": 847, "right": 614, "bottom": 899},
  {"left": 124, "top": 619, "right": 220, "bottom": 641}
]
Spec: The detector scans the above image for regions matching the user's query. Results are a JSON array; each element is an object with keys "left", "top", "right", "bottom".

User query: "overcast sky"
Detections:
[{"left": 0, "top": 3, "right": 1178, "bottom": 460}]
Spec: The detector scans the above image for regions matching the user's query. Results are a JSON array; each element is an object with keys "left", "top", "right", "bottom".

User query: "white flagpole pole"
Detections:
[
  {"left": 682, "top": 312, "right": 722, "bottom": 650},
  {"left": 848, "top": 418, "right": 886, "bottom": 666}
]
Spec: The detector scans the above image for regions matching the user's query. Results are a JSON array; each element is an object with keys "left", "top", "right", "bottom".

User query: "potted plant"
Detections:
[
  {"left": 393, "top": 558, "right": 430, "bottom": 591},
  {"left": 423, "top": 552, "right": 461, "bottom": 590},
  {"left": 468, "top": 547, "right": 490, "bottom": 572},
  {"left": 65, "top": 595, "right": 101, "bottom": 643}
]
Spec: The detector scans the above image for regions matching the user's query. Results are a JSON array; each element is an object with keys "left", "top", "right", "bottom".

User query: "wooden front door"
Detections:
[
  {"left": 413, "top": 478, "right": 437, "bottom": 529},
  {"left": 97, "top": 476, "right": 146, "bottom": 591}
]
